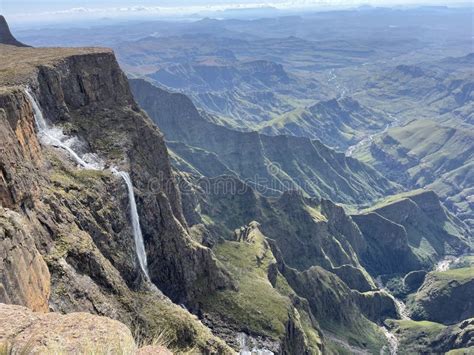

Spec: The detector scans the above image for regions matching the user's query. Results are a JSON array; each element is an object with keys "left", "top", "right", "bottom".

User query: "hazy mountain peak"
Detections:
[{"left": 0, "top": 16, "right": 29, "bottom": 47}]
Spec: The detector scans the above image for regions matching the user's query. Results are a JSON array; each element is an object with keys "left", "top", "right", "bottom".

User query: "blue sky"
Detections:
[{"left": 1, "top": 0, "right": 465, "bottom": 26}]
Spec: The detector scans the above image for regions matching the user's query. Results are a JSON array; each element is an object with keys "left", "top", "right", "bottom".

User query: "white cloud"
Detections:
[{"left": 8, "top": 0, "right": 460, "bottom": 24}]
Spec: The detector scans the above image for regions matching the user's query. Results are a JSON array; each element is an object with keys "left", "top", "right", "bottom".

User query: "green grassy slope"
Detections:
[
  {"left": 352, "top": 190, "right": 470, "bottom": 275},
  {"left": 354, "top": 119, "right": 474, "bottom": 230},
  {"left": 385, "top": 318, "right": 474, "bottom": 354},
  {"left": 407, "top": 267, "right": 474, "bottom": 324},
  {"left": 259, "top": 97, "right": 391, "bottom": 151}
]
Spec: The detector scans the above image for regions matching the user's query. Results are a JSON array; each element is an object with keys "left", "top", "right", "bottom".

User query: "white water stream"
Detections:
[
  {"left": 111, "top": 168, "right": 150, "bottom": 281},
  {"left": 374, "top": 276, "right": 410, "bottom": 355},
  {"left": 25, "top": 88, "right": 151, "bottom": 282},
  {"left": 345, "top": 112, "right": 400, "bottom": 157},
  {"left": 433, "top": 243, "right": 474, "bottom": 271},
  {"left": 375, "top": 276, "right": 410, "bottom": 321},
  {"left": 237, "top": 333, "right": 274, "bottom": 355},
  {"left": 24, "top": 89, "right": 101, "bottom": 169}
]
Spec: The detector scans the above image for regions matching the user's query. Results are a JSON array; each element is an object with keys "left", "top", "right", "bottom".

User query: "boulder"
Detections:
[{"left": 0, "top": 303, "right": 136, "bottom": 354}]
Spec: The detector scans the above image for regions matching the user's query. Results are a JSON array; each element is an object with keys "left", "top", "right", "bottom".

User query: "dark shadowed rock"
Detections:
[
  {"left": 386, "top": 318, "right": 474, "bottom": 353},
  {"left": 403, "top": 270, "right": 427, "bottom": 293},
  {"left": 0, "top": 16, "right": 29, "bottom": 47},
  {"left": 0, "top": 45, "right": 233, "bottom": 353},
  {"left": 129, "top": 78, "right": 398, "bottom": 205}
]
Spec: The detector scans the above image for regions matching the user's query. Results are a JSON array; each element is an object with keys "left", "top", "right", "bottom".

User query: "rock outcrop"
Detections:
[
  {"left": 0, "top": 16, "right": 470, "bottom": 353},
  {"left": 403, "top": 270, "right": 427, "bottom": 293},
  {"left": 0, "top": 209, "right": 50, "bottom": 312},
  {"left": 0, "top": 16, "right": 28, "bottom": 47},
  {"left": 352, "top": 190, "right": 470, "bottom": 275},
  {"left": 260, "top": 96, "right": 391, "bottom": 151},
  {"left": 279, "top": 263, "right": 391, "bottom": 352},
  {"left": 354, "top": 118, "right": 474, "bottom": 231},
  {"left": 386, "top": 318, "right": 474, "bottom": 353},
  {"left": 0, "top": 303, "right": 136, "bottom": 354},
  {"left": 408, "top": 267, "right": 474, "bottom": 324},
  {"left": 198, "top": 221, "right": 325, "bottom": 354}
]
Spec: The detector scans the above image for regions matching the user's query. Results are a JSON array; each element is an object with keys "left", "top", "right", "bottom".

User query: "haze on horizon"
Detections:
[{"left": 1, "top": 0, "right": 469, "bottom": 27}]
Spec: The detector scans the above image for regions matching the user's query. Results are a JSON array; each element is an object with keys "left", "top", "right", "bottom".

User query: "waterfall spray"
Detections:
[{"left": 24, "top": 88, "right": 93, "bottom": 169}]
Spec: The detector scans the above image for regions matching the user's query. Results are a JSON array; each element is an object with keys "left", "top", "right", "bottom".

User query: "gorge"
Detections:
[{"left": 0, "top": 11, "right": 473, "bottom": 354}]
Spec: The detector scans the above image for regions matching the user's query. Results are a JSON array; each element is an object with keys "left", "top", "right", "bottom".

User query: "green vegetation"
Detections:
[
  {"left": 447, "top": 348, "right": 474, "bottom": 355},
  {"left": 354, "top": 119, "right": 474, "bottom": 231},
  {"left": 386, "top": 318, "right": 474, "bottom": 354},
  {"left": 451, "top": 255, "right": 474, "bottom": 269},
  {"left": 132, "top": 292, "right": 232, "bottom": 354},
  {"left": 385, "top": 319, "right": 445, "bottom": 354},
  {"left": 360, "top": 189, "right": 425, "bottom": 213},
  {"left": 200, "top": 228, "right": 291, "bottom": 339},
  {"left": 258, "top": 97, "right": 391, "bottom": 151},
  {"left": 430, "top": 267, "right": 474, "bottom": 283},
  {"left": 130, "top": 78, "right": 398, "bottom": 206},
  {"left": 286, "top": 266, "right": 388, "bottom": 353},
  {"left": 354, "top": 189, "right": 469, "bottom": 273},
  {"left": 408, "top": 267, "right": 474, "bottom": 324}
]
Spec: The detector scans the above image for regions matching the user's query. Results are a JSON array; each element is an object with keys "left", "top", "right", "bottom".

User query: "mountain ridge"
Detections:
[
  {"left": 0, "top": 12, "right": 472, "bottom": 353},
  {"left": 0, "top": 15, "right": 29, "bottom": 47},
  {"left": 129, "top": 78, "right": 399, "bottom": 205}
]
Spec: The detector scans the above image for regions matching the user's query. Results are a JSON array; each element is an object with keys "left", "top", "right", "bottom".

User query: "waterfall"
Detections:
[
  {"left": 25, "top": 88, "right": 151, "bottom": 283},
  {"left": 24, "top": 88, "right": 48, "bottom": 131},
  {"left": 111, "top": 168, "right": 150, "bottom": 281},
  {"left": 24, "top": 88, "right": 100, "bottom": 169}
]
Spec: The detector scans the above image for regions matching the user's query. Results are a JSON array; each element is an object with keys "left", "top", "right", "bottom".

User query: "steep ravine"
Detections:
[
  {"left": 129, "top": 78, "right": 398, "bottom": 206},
  {"left": 0, "top": 44, "right": 389, "bottom": 354},
  {"left": 0, "top": 44, "right": 233, "bottom": 353},
  {"left": 1, "top": 40, "right": 471, "bottom": 354}
]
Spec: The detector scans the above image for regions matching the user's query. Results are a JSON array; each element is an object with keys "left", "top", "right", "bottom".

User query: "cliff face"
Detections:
[
  {"left": 1, "top": 35, "right": 470, "bottom": 353},
  {"left": 408, "top": 267, "right": 474, "bottom": 324},
  {"left": 0, "top": 209, "right": 50, "bottom": 313},
  {"left": 0, "top": 44, "right": 232, "bottom": 353},
  {"left": 29, "top": 48, "right": 231, "bottom": 303},
  {"left": 0, "top": 87, "right": 42, "bottom": 209},
  {"left": 354, "top": 118, "right": 474, "bottom": 231},
  {"left": 353, "top": 190, "right": 470, "bottom": 275},
  {"left": 127, "top": 77, "right": 471, "bottom": 350},
  {"left": 0, "top": 87, "right": 49, "bottom": 312},
  {"left": 260, "top": 96, "right": 392, "bottom": 151}
]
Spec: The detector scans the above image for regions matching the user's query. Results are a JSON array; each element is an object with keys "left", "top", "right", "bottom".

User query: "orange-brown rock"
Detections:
[
  {"left": 0, "top": 41, "right": 233, "bottom": 353},
  {"left": 0, "top": 208, "right": 50, "bottom": 312},
  {"left": 0, "top": 87, "right": 42, "bottom": 209},
  {"left": 0, "top": 303, "right": 136, "bottom": 354}
]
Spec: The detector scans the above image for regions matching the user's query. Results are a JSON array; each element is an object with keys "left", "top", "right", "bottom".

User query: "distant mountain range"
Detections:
[
  {"left": 259, "top": 96, "right": 392, "bottom": 151},
  {"left": 1, "top": 10, "right": 473, "bottom": 354},
  {"left": 130, "top": 78, "right": 397, "bottom": 205}
]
